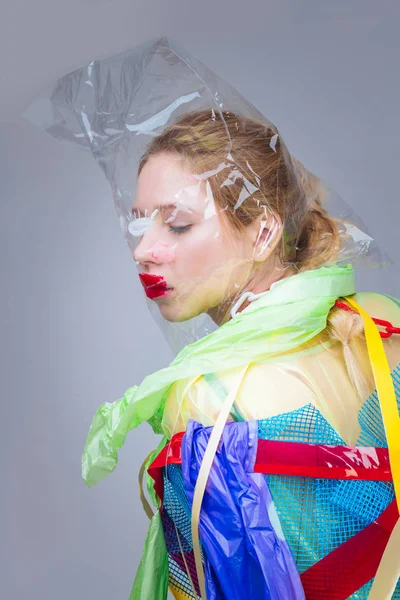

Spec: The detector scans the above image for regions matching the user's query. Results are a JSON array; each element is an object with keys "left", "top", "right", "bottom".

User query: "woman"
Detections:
[
  {"left": 84, "top": 109, "right": 400, "bottom": 599},
  {"left": 26, "top": 38, "right": 400, "bottom": 599}
]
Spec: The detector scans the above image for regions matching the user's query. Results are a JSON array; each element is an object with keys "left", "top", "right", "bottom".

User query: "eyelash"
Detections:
[{"left": 169, "top": 225, "right": 192, "bottom": 234}]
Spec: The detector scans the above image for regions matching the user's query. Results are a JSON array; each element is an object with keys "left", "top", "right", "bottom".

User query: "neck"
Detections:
[{"left": 208, "top": 264, "right": 295, "bottom": 326}]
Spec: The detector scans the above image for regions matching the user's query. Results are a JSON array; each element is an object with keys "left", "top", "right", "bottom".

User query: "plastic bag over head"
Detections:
[{"left": 24, "top": 37, "right": 389, "bottom": 353}]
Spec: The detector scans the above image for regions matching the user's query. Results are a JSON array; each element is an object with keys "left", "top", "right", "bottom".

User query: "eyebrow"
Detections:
[{"left": 131, "top": 203, "right": 194, "bottom": 216}]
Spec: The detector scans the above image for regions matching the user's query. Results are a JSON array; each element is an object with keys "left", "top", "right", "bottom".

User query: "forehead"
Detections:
[{"left": 135, "top": 153, "right": 204, "bottom": 214}]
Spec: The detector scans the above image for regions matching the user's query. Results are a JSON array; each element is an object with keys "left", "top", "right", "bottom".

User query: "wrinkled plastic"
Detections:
[
  {"left": 181, "top": 419, "right": 305, "bottom": 599},
  {"left": 82, "top": 264, "right": 355, "bottom": 486},
  {"left": 24, "top": 37, "right": 390, "bottom": 355}
]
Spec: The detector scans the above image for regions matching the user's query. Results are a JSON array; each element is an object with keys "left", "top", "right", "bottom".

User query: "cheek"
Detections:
[
  {"left": 149, "top": 241, "right": 176, "bottom": 262},
  {"left": 175, "top": 234, "right": 230, "bottom": 280}
]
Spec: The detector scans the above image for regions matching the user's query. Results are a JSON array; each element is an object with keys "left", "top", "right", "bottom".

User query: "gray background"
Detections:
[{"left": 1, "top": 1, "right": 399, "bottom": 598}]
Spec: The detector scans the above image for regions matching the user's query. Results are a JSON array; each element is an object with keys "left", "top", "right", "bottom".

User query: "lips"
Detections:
[{"left": 139, "top": 273, "right": 171, "bottom": 299}]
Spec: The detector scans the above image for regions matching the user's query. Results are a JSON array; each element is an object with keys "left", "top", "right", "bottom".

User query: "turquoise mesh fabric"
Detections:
[
  {"left": 162, "top": 464, "right": 201, "bottom": 598},
  {"left": 330, "top": 479, "right": 394, "bottom": 524},
  {"left": 164, "top": 464, "right": 193, "bottom": 550},
  {"left": 161, "top": 363, "right": 400, "bottom": 599}
]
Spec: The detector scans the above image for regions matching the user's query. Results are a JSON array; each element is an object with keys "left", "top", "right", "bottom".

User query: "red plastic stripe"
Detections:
[
  {"left": 254, "top": 440, "right": 392, "bottom": 481},
  {"left": 148, "top": 434, "right": 393, "bottom": 503}
]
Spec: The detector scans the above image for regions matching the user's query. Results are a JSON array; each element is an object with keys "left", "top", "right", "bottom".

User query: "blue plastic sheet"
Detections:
[{"left": 181, "top": 419, "right": 305, "bottom": 599}]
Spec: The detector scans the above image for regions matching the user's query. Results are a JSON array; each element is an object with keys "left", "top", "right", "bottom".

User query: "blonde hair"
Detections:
[
  {"left": 327, "top": 307, "right": 371, "bottom": 401},
  {"left": 139, "top": 109, "right": 368, "bottom": 400}
]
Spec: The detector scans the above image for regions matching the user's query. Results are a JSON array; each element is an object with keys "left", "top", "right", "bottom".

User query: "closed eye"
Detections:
[{"left": 169, "top": 225, "right": 192, "bottom": 234}]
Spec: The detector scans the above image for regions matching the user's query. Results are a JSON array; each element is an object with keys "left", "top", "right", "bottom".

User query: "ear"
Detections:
[{"left": 249, "top": 213, "right": 282, "bottom": 263}]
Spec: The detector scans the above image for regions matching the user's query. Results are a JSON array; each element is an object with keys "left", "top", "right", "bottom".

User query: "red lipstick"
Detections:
[{"left": 139, "top": 273, "right": 170, "bottom": 299}]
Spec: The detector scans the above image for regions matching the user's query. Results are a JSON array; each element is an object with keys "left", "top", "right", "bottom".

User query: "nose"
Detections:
[
  {"left": 133, "top": 231, "right": 159, "bottom": 265},
  {"left": 134, "top": 235, "right": 176, "bottom": 266}
]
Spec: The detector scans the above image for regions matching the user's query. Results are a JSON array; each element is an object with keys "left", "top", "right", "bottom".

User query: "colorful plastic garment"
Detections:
[{"left": 148, "top": 384, "right": 399, "bottom": 599}]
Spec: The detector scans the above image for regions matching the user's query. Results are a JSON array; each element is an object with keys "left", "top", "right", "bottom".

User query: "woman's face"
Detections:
[{"left": 132, "top": 153, "right": 255, "bottom": 322}]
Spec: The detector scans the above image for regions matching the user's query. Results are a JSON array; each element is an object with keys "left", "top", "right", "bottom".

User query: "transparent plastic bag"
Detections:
[{"left": 24, "top": 36, "right": 389, "bottom": 353}]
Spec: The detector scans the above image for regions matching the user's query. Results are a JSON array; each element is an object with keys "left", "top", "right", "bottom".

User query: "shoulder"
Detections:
[{"left": 354, "top": 291, "right": 400, "bottom": 324}]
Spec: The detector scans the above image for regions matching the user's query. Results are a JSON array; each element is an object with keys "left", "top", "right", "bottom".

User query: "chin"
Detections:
[{"left": 157, "top": 301, "right": 203, "bottom": 323}]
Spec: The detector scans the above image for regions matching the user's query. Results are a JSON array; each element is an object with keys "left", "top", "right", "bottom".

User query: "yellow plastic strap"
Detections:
[
  {"left": 191, "top": 366, "right": 249, "bottom": 599},
  {"left": 344, "top": 296, "right": 400, "bottom": 599}
]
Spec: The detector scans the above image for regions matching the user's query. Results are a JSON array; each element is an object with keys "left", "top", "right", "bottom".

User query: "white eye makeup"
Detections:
[
  {"left": 128, "top": 208, "right": 159, "bottom": 237},
  {"left": 129, "top": 202, "right": 196, "bottom": 236}
]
